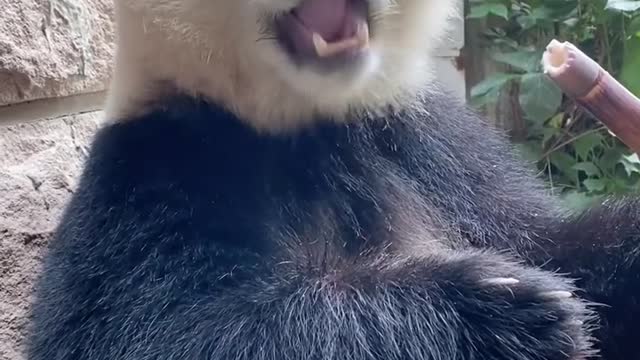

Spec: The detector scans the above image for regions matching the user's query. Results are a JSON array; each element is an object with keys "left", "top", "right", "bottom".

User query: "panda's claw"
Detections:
[
  {"left": 540, "top": 290, "right": 574, "bottom": 300},
  {"left": 481, "top": 277, "right": 520, "bottom": 286}
]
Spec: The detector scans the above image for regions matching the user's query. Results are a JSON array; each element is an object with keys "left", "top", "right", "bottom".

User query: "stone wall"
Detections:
[
  {"left": 0, "top": 0, "right": 114, "bottom": 358},
  {"left": 0, "top": 114, "right": 101, "bottom": 360},
  {"left": 0, "top": 1, "right": 465, "bottom": 359}
]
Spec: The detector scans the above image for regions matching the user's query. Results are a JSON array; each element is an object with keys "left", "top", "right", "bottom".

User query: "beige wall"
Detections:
[
  {"left": 0, "top": 1, "right": 464, "bottom": 359},
  {"left": 1, "top": 1, "right": 113, "bottom": 358},
  {"left": 434, "top": 3, "right": 466, "bottom": 99}
]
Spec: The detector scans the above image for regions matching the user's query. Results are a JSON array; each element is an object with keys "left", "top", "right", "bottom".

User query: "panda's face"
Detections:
[
  {"left": 250, "top": 0, "right": 456, "bottom": 101},
  {"left": 113, "top": 0, "right": 456, "bottom": 130}
]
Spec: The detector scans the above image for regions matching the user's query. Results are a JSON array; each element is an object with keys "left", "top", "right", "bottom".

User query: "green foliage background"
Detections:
[{"left": 467, "top": 0, "right": 640, "bottom": 210}]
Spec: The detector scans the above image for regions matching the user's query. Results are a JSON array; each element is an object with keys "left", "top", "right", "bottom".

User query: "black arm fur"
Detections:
[
  {"left": 539, "top": 198, "right": 640, "bottom": 359},
  {"left": 25, "top": 88, "right": 639, "bottom": 359}
]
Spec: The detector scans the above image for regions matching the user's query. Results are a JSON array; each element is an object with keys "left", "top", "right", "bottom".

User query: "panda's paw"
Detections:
[{"left": 441, "top": 253, "right": 596, "bottom": 359}]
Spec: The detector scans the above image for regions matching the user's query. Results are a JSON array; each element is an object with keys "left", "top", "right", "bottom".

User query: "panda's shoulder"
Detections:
[{"left": 95, "top": 96, "right": 253, "bottom": 157}]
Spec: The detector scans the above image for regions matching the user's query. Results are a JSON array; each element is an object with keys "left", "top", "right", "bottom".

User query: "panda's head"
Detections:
[{"left": 107, "top": 0, "right": 458, "bottom": 132}]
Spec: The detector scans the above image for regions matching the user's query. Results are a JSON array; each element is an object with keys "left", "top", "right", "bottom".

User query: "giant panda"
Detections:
[{"left": 25, "top": 0, "right": 639, "bottom": 359}]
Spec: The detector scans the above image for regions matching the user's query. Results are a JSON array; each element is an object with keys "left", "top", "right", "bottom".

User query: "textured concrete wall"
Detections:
[
  {"left": 0, "top": 1, "right": 465, "bottom": 359},
  {"left": 0, "top": 0, "right": 114, "bottom": 106},
  {"left": 0, "top": 114, "right": 101, "bottom": 360},
  {"left": 0, "top": 0, "right": 114, "bottom": 358}
]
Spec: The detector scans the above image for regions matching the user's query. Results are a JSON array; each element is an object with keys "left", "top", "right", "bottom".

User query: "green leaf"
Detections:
[
  {"left": 489, "top": 4, "right": 509, "bottom": 19},
  {"left": 541, "top": 127, "right": 560, "bottom": 147},
  {"left": 598, "top": 148, "right": 624, "bottom": 172},
  {"left": 516, "top": 15, "right": 537, "bottom": 30},
  {"left": 573, "top": 132, "right": 605, "bottom": 160},
  {"left": 469, "top": 90, "right": 501, "bottom": 107},
  {"left": 550, "top": 151, "right": 576, "bottom": 173},
  {"left": 606, "top": 0, "right": 640, "bottom": 12},
  {"left": 620, "top": 35, "right": 640, "bottom": 96},
  {"left": 514, "top": 142, "right": 542, "bottom": 165},
  {"left": 624, "top": 152, "right": 640, "bottom": 164},
  {"left": 515, "top": 6, "right": 554, "bottom": 29},
  {"left": 529, "top": 6, "right": 553, "bottom": 21},
  {"left": 620, "top": 153, "right": 640, "bottom": 176},
  {"left": 491, "top": 50, "right": 542, "bottom": 72},
  {"left": 563, "top": 17, "right": 579, "bottom": 27},
  {"left": 546, "top": 1, "right": 580, "bottom": 20},
  {"left": 572, "top": 162, "right": 602, "bottom": 176},
  {"left": 561, "top": 191, "right": 601, "bottom": 212},
  {"left": 468, "top": 4, "right": 509, "bottom": 19},
  {"left": 583, "top": 178, "right": 607, "bottom": 192},
  {"left": 547, "top": 112, "right": 565, "bottom": 129},
  {"left": 629, "top": 14, "right": 640, "bottom": 34},
  {"left": 518, "top": 73, "right": 563, "bottom": 123},
  {"left": 470, "top": 73, "right": 518, "bottom": 98}
]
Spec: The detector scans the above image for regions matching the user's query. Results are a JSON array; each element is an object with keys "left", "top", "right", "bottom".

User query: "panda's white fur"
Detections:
[{"left": 105, "top": 0, "right": 458, "bottom": 132}]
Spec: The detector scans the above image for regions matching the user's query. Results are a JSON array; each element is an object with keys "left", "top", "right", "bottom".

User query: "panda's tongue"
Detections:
[{"left": 279, "top": 0, "right": 369, "bottom": 59}]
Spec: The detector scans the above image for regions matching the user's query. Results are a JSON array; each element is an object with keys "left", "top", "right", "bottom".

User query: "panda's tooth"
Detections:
[
  {"left": 312, "top": 32, "right": 329, "bottom": 57},
  {"left": 356, "top": 21, "right": 370, "bottom": 48},
  {"left": 313, "top": 25, "right": 369, "bottom": 58}
]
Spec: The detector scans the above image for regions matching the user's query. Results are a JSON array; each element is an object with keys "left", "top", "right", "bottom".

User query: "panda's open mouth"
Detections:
[{"left": 274, "top": 0, "right": 370, "bottom": 65}]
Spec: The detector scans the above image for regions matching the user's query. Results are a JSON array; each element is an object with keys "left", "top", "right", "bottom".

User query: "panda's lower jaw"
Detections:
[{"left": 275, "top": 0, "right": 370, "bottom": 70}]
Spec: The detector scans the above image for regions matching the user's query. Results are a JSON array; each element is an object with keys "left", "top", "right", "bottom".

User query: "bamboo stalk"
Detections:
[{"left": 542, "top": 39, "right": 640, "bottom": 153}]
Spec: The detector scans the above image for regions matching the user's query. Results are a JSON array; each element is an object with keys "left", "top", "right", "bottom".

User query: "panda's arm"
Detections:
[
  {"left": 378, "top": 93, "right": 637, "bottom": 358},
  {"left": 199, "top": 250, "right": 595, "bottom": 360},
  {"left": 27, "top": 239, "right": 595, "bottom": 360},
  {"left": 539, "top": 198, "right": 640, "bottom": 359}
]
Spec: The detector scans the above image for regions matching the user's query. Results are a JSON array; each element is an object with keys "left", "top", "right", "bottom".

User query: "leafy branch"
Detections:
[{"left": 467, "top": 0, "right": 640, "bottom": 209}]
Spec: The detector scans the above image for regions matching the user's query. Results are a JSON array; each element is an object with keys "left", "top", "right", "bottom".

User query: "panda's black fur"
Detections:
[{"left": 25, "top": 82, "right": 639, "bottom": 359}]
